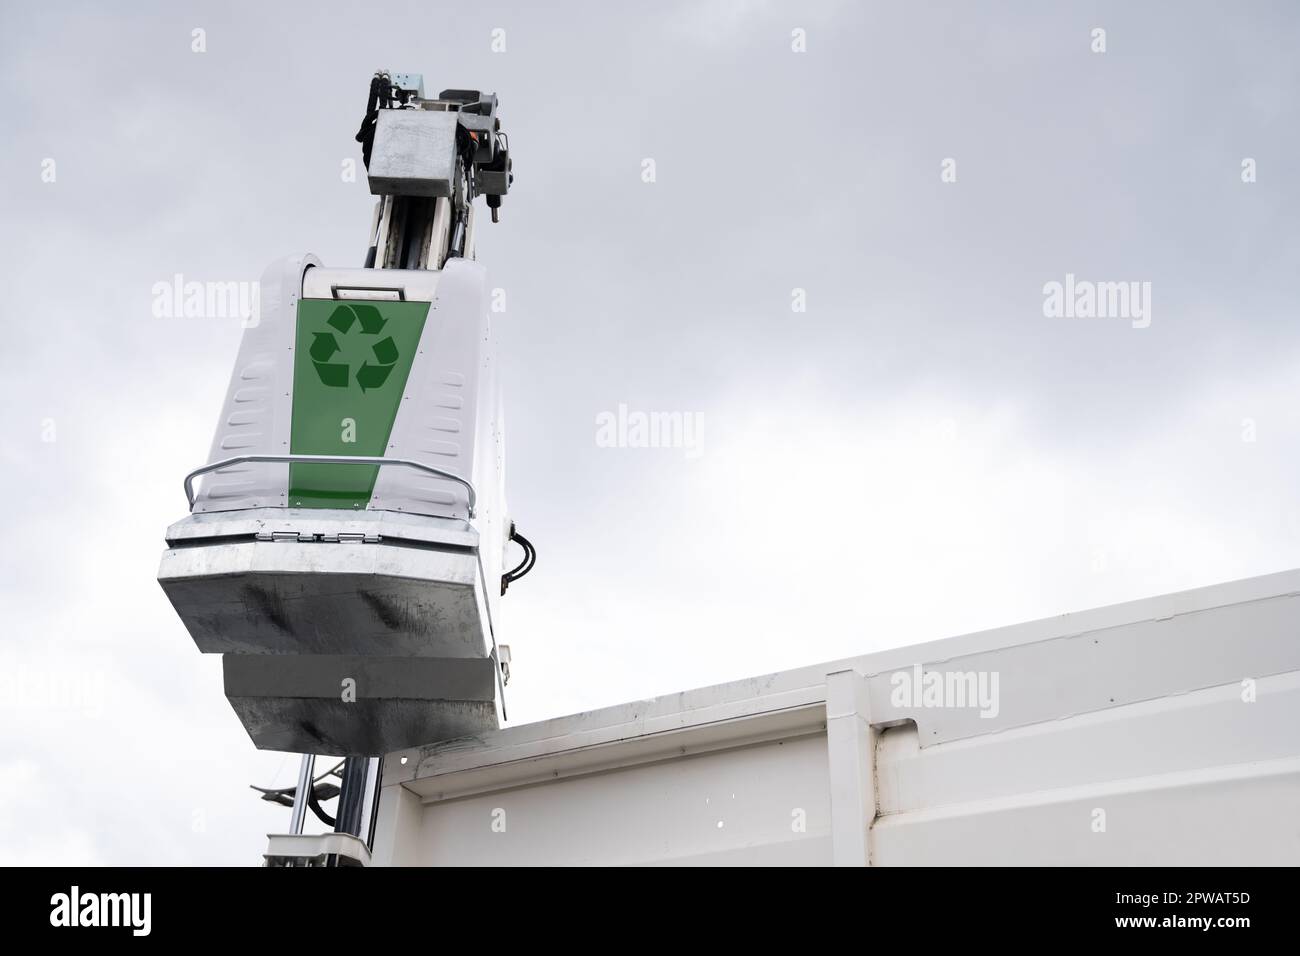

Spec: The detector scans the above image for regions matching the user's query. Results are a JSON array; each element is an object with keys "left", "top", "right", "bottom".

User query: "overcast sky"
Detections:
[{"left": 2, "top": 0, "right": 1298, "bottom": 864}]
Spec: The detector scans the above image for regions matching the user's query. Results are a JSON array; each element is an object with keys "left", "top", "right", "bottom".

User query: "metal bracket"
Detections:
[{"left": 185, "top": 454, "right": 477, "bottom": 517}]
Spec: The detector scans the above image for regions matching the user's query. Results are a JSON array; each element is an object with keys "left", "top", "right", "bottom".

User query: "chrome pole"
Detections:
[{"left": 288, "top": 754, "right": 315, "bottom": 835}]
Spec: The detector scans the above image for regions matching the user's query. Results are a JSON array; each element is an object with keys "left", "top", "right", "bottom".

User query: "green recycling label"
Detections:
[
  {"left": 308, "top": 302, "right": 403, "bottom": 391},
  {"left": 289, "top": 299, "right": 430, "bottom": 509}
]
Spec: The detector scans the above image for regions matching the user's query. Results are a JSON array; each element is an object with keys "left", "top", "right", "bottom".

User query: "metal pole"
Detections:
[
  {"left": 334, "top": 756, "right": 370, "bottom": 836},
  {"left": 289, "top": 754, "right": 315, "bottom": 835},
  {"left": 359, "top": 756, "right": 383, "bottom": 848}
]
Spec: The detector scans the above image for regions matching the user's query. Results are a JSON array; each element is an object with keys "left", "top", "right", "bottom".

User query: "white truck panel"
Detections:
[
  {"left": 372, "top": 569, "right": 1300, "bottom": 866},
  {"left": 194, "top": 254, "right": 318, "bottom": 512}
]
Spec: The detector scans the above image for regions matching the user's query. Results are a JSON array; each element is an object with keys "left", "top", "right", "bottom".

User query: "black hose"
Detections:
[
  {"left": 501, "top": 526, "right": 536, "bottom": 595},
  {"left": 355, "top": 73, "right": 392, "bottom": 169},
  {"left": 308, "top": 788, "right": 336, "bottom": 828}
]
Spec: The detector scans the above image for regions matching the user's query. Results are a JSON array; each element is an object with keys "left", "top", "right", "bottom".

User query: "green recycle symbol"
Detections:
[{"left": 309, "top": 303, "right": 400, "bottom": 393}]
